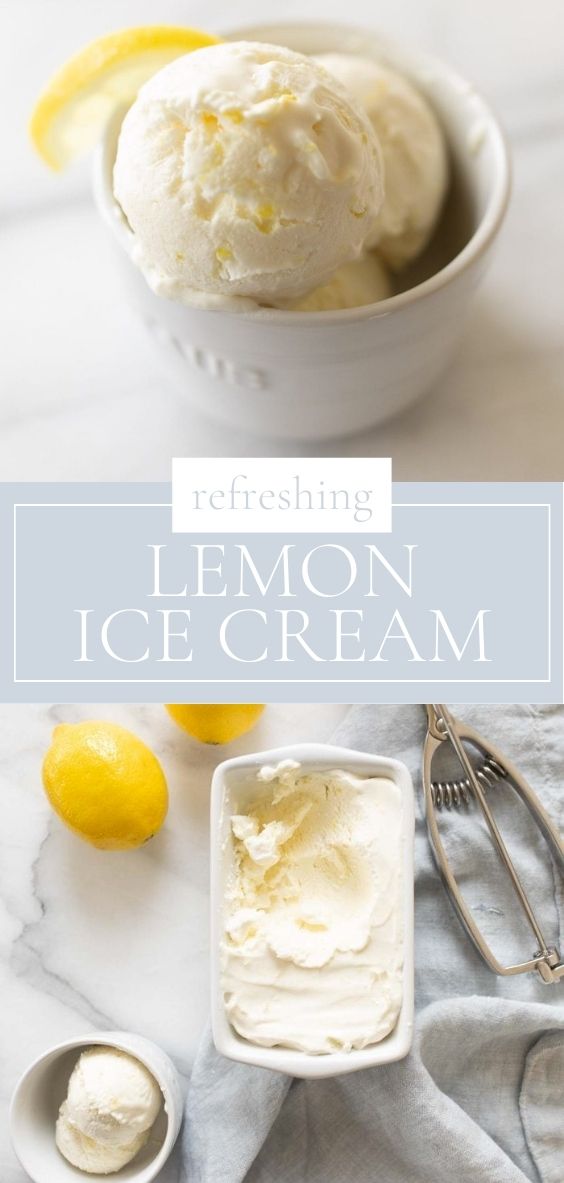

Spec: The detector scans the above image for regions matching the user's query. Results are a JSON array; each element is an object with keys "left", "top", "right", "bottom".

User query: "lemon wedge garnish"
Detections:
[{"left": 30, "top": 25, "right": 220, "bottom": 170}]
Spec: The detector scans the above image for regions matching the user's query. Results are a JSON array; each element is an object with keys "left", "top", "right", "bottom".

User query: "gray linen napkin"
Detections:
[{"left": 182, "top": 705, "right": 564, "bottom": 1183}]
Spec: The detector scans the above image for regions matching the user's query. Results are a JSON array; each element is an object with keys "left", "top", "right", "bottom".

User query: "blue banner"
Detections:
[{"left": 1, "top": 483, "right": 561, "bottom": 703}]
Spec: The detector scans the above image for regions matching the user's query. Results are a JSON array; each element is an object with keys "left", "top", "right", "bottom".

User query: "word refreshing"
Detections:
[
  {"left": 171, "top": 458, "right": 393, "bottom": 533},
  {"left": 184, "top": 474, "right": 379, "bottom": 523}
]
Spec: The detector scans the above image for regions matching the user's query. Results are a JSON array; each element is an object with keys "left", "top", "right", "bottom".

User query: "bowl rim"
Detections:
[
  {"left": 9, "top": 1031, "right": 181, "bottom": 1183},
  {"left": 209, "top": 741, "right": 415, "bottom": 1079},
  {"left": 94, "top": 19, "right": 511, "bottom": 327}
]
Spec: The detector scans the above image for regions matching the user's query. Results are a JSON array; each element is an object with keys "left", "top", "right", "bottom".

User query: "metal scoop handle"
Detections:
[{"left": 423, "top": 705, "right": 564, "bottom": 984}]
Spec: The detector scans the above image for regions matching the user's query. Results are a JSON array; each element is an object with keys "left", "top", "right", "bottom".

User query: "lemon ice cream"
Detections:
[
  {"left": 113, "top": 41, "right": 384, "bottom": 309},
  {"left": 274, "top": 252, "right": 391, "bottom": 311},
  {"left": 315, "top": 53, "right": 448, "bottom": 269},
  {"left": 55, "top": 1047, "right": 162, "bottom": 1175},
  {"left": 222, "top": 760, "right": 404, "bottom": 1054},
  {"left": 55, "top": 1115, "right": 149, "bottom": 1175}
]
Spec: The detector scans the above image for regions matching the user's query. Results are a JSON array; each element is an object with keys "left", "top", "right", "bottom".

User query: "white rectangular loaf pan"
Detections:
[{"left": 210, "top": 742, "right": 415, "bottom": 1079}]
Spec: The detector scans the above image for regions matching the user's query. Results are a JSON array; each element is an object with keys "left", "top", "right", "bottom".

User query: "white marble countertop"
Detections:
[
  {"left": 0, "top": 701, "right": 348, "bottom": 1181},
  {"left": 2, "top": 0, "right": 564, "bottom": 480}
]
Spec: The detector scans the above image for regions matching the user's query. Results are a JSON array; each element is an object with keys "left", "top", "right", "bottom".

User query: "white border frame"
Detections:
[{"left": 12, "top": 501, "right": 554, "bottom": 685}]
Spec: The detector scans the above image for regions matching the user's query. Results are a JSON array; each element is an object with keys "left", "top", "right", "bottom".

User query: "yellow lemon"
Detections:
[
  {"left": 30, "top": 25, "right": 220, "bottom": 169},
  {"left": 165, "top": 704, "right": 265, "bottom": 745},
  {"left": 42, "top": 721, "right": 168, "bottom": 850}
]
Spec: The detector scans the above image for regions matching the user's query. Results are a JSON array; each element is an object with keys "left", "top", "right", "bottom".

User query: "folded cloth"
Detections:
[{"left": 182, "top": 705, "right": 564, "bottom": 1183}]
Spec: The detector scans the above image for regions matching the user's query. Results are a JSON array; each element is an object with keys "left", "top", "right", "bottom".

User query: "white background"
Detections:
[
  {"left": 171, "top": 458, "right": 392, "bottom": 531},
  {"left": 2, "top": 0, "right": 564, "bottom": 480}
]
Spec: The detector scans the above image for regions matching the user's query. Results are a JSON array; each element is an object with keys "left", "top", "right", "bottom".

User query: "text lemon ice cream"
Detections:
[
  {"left": 114, "top": 41, "right": 384, "bottom": 309},
  {"left": 222, "top": 760, "right": 404, "bottom": 1054}
]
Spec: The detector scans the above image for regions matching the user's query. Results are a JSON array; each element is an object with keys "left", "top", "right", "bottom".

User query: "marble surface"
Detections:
[
  {"left": 2, "top": 0, "right": 564, "bottom": 480},
  {"left": 0, "top": 701, "right": 347, "bottom": 1181}
]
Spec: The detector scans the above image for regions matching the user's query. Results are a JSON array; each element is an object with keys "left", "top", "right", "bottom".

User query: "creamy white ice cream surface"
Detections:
[
  {"left": 272, "top": 252, "right": 391, "bottom": 310},
  {"left": 55, "top": 1047, "right": 162, "bottom": 1175},
  {"left": 315, "top": 53, "right": 448, "bottom": 269},
  {"left": 222, "top": 760, "right": 404, "bottom": 1055},
  {"left": 113, "top": 41, "right": 384, "bottom": 309},
  {"left": 55, "top": 1110, "right": 149, "bottom": 1175}
]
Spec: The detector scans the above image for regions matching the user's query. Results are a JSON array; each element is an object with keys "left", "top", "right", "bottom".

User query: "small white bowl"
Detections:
[
  {"left": 9, "top": 1031, "right": 184, "bottom": 1183},
  {"left": 210, "top": 742, "right": 414, "bottom": 1079},
  {"left": 94, "top": 21, "right": 510, "bottom": 442}
]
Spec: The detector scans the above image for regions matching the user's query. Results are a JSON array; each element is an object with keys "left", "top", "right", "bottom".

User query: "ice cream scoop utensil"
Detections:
[
  {"left": 430, "top": 754, "right": 505, "bottom": 810},
  {"left": 423, "top": 704, "right": 564, "bottom": 984}
]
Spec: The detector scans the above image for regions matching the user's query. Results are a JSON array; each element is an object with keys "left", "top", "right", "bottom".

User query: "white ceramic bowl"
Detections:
[
  {"left": 9, "top": 1031, "right": 184, "bottom": 1183},
  {"left": 94, "top": 21, "right": 510, "bottom": 442},
  {"left": 210, "top": 742, "right": 414, "bottom": 1079}
]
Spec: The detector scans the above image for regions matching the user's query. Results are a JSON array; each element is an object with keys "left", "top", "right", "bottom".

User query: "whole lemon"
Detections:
[
  {"left": 165, "top": 704, "right": 264, "bottom": 745},
  {"left": 42, "top": 721, "right": 168, "bottom": 850}
]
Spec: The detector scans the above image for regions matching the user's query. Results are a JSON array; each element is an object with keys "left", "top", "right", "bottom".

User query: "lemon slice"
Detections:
[{"left": 30, "top": 25, "right": 221, "bottom": 170}]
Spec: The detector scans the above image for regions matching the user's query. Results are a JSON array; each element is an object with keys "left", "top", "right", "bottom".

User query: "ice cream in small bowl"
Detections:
[
  {"left": 10, "top": 1031, "right": 183, "bottom": 1182},
  {"left": 94, "top": 21, "right": 510, "bottom": 440}
]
